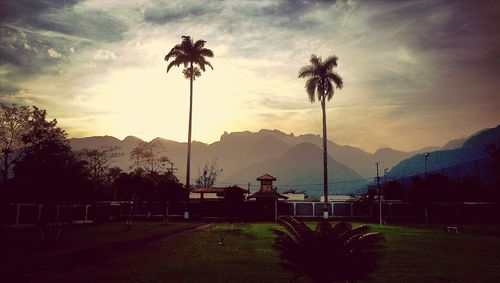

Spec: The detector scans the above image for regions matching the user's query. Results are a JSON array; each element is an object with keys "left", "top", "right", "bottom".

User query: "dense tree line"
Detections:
[
  {"left": 366, "top": 165, "right": 500, "bottom": 204},
  {"left": 0, "top": 104, "right": 186, "bottom": 204}
]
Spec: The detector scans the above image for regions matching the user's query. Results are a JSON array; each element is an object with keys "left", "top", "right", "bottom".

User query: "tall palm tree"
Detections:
[
  {"left": 298, "top": 55, "right": 343, "bottom": 219},
  {"left": 165, "top": 36, "right": 214, "bottom": 219}
]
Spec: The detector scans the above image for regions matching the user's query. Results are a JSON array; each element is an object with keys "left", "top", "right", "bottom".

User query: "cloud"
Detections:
[
  {"left": 93, "top": 49, "right": 117, "bottom": 61},
  {"left": 143, "top": 2, "right": 214, "bottom": 25},
  {"left": 1, "top": 0, "right": 499, "bottom": 152},
  {"left": 47, "top": 48, "right": 62, "bottom": 58}
]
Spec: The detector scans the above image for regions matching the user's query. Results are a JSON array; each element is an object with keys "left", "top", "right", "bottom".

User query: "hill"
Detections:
[{"left": 224, "top": 142, "right": 367, "bottom": 197}]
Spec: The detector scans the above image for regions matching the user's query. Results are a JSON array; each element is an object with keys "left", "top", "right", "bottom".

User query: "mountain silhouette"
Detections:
[
  {"left": 69, "top": 127, "right": 493, "bottom": 196},
  {"left": 294, "top": 133, "right": 438, "bottom": 177},
  {"left": 388, "top": 125, "right": 500, "bottom": 178},
  {"left": 224, "top": 142, "right": 367, "bottom": 197}
]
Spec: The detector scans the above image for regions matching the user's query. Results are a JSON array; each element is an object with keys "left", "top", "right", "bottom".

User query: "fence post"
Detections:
[
  {"left": 15, "top": 204, "right": 21, "bottom": 226},
  {"left": 38, "top": 204, "right": 43, "bottom": 222},
  {"left": 85, "top": 205, "right": 89, "bottom": 223},
  {"left": 56, "top": 205, "right": 60, "bottom": 222}
]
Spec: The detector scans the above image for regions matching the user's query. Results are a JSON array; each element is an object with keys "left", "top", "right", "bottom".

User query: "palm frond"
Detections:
[
  {"left": 196, "top": 58, "right": 214, "bottom": 72},
  {"left": 164, "top": 48, "right": 184, "bottom": 61},
  {"left": 323, "top": 55, "right": 338, "bottom": 69},
  {"left": 324, "top": 80, "right": 334, "bottom": 101},
  {"left": 315, "top": 218, "right": 333, "bottom": 235},
  {"left": 183, "top": 67, "right": 201, "bottom": 80},
  {"left": 309, "top": 54, "right": 321, "bottom": 68},
  {"left": 273, "top": 217, "right": 384, "bottom": 283},
  {"left": 305, "top": 77, "right": 319, "bottom": 103},
  {"left": 327, "top": 72, "right": 343, "bottom": 89},
  {"left": 331, "top": 221, "right": 352, "bottom": 237},
  {"left": 181, "top": 35, "right": 193, "bottom": 49},
  {"left": 354, "top": 232, "right": 385, "bottom": 250},
  {"left": 340, "top": 224, "right": 371, "bottom": 242},
  {"left": 298, "top": 65, "right": 316, "bottom": 78},
  {"left": 166, "top": 59, "right": 183, "bottom": 73},
  {"left": 278, "top": 216, "right": 314, "bottom": 243},
  {"left": 200, "top": 48, "right": 214, "bottom": 57},
  {"left": 193, "top": 39, "right": 206, "bottom": 49}
]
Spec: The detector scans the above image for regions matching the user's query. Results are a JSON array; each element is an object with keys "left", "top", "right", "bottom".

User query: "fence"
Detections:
[{"left": 3, "top": 200, "right": 498, "bottom": 227}]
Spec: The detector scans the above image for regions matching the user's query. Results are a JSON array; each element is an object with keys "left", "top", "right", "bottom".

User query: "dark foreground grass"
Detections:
[
  {"left": 2, "top": 221, "right": 500, "bottom": 282},
  {"left": 368, "top": 223, "right": 500, "bottom": 282}
]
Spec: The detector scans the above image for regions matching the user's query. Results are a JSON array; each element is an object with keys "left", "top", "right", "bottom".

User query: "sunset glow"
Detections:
[{"left": 1, "top": 0, "right": 499, "bottom": 152}]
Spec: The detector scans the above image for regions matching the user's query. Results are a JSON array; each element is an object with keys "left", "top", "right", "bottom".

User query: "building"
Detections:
[
  {"left": 190, "top": 186, "right": 249, "bottom": 200},
  {"left": 248, "top": 174, "right": 288, "bottom": 220},
  {"left": 319, "top": 195, "right": 355, "bottom": 202},
  {"left": 281, "top": 189, "right": 307, "bottom": 201}
]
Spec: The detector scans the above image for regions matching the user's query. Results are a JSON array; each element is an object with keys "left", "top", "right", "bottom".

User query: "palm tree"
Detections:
[
  {"left": 165, "top": 36, "right": 214, "bottom": 219},
  {"left": 298, "top": 55, "right": 343, "bottom": 218},
  {"left": 271, "top": 216, "right": 384, "bottom": 283}
]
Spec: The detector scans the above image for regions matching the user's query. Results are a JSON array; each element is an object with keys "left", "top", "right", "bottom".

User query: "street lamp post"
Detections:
[
  {"left": 424, "top": 153, "right": 430, "bottom": 178},
  {"left": 375, "top": 162, "right": 382, "bottom": 225}
]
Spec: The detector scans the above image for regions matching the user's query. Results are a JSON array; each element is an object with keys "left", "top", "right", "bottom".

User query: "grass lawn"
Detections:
[{"left": 2, "top": 221, "right": 500, "bottom": 282}]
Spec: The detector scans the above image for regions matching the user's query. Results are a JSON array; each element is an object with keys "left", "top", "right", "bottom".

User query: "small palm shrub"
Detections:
[{"left": 271, "top": 216, "right": 384, "bottom": 283}]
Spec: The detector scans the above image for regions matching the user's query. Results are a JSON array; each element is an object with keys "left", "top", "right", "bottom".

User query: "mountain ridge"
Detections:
[
  {"left": 69, "top": 126, "right": 495, "bottom": 196},
  {"left": 388, "top": 125, "right": 500, "bottom": 178}
]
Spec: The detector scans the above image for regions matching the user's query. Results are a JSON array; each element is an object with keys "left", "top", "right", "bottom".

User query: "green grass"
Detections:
[
  {"left": 368, "top": 223, "right": 500, "bottom": 282},
  {"left": 2, "top": 221, "right": 500, "bottom": 282}
]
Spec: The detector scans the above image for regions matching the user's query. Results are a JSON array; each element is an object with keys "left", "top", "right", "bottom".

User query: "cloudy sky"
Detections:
[{"left": 1, "top": 0, "right": 499, "bottom": 152}]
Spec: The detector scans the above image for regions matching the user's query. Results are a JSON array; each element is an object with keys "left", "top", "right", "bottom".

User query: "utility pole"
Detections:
[{"left": 376, "top": 162, "right": 382, "bottom": 225}]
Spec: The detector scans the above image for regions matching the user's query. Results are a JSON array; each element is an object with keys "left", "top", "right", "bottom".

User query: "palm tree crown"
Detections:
[
  {"left": 298, "top": 55, "right": 343, "bottom": 102},
  {"left": 272, "top": 216, "right": 384, "bottom": 283},
  {"left": 165, "top": 35, "right": 214, "bottom": 73}
]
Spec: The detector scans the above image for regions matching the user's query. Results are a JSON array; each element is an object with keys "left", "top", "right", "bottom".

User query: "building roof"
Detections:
[
  {"left": 319, "top": 195, "right": 355, "bottom": 202},
  {"left": 248, "top": 190, "right": 288, "bottom": 199},
  {"left": 191, "top": 187, "right": 225, "bottom": 194},
  {"left": 256, "top": 174, "right": 277, "bottom": 181},
  {"left": 191, "top": 186, "right": 249, "bottom": 194}
]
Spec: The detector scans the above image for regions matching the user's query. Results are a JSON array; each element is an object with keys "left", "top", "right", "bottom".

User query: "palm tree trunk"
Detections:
[
  {"left": 321, "top": 95, "right": 329, "bottom": 219},
  {"left": 185, "top": 63, "right": 194, "bottom": 220}
]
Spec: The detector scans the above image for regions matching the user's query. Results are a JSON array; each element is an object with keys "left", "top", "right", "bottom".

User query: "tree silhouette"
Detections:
[
  {"left": 0, "top": 103, "right": 30, "bottom": 182},
  {"left": 196, "top": 159, "right": 222, "bottom": 188},
  {"left": 77, "top": 146, "right": 122, "bottom": 200},
  {"left": 164, "top": 35, "right": 214, "bottom": 219},
  {"left": 130, "top": 141, "right": 169, "bottom": 173},
  {"left": 222, "top": 185, "right": 246, "bottom": 227},
  {"left": 298, "top": 55, "right": 343, "bottom": 218},
  {"left": 13, "top": 107, "right": 90, "bottom": 202}
]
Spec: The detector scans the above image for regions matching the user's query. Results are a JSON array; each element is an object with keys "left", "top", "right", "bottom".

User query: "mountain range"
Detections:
[
  {"left": 69, "top": 126, "right": 497, "bottom": 197},
  {"left": 388, "top": 125, "right": 500, "bottom": 179}
]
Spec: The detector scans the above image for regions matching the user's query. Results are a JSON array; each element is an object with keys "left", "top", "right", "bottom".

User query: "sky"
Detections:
[{"left": 1, "top": 0, "right": 499, "bottom": 153}]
